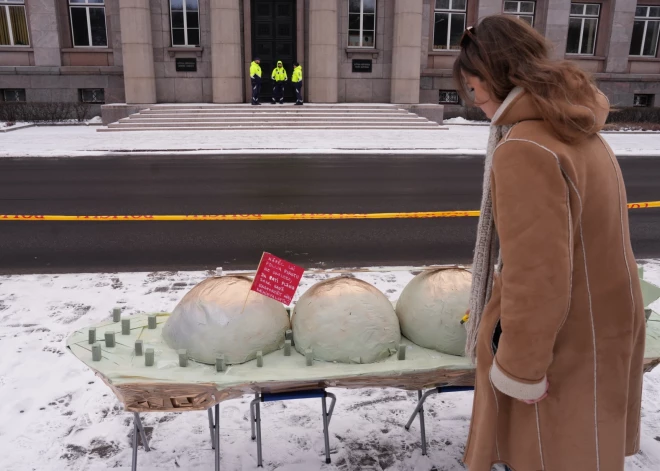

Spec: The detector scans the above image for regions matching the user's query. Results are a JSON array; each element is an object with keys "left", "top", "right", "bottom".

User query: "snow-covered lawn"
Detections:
[
  {"left": 443, "top": 117, "right": 489, "bottom": 125},
  {"left": 1, "top": 125, "right": 660, "bottom": 157},
  {"left": 1, "top": 264, "right": 659, "bottom": 470},
  {"left": 0, "top": 121, "right": 33, "bottom": 132},
  {"left": 1, "top": 117, "right": 102, "bottom": 133}
]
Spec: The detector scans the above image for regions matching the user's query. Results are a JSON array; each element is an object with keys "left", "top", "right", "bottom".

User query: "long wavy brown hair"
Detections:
[{"left": 453, "top": 15, "right": 599, "bottom": 142}]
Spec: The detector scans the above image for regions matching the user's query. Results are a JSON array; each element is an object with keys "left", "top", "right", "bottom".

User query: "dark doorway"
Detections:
[{"left": 251, "top": 0, "right": 297, "bottom": 102}]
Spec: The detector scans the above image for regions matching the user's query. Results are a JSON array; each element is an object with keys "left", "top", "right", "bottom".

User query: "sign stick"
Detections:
[
  {"left": 241, "top": 253, "right": 264, "bottom": 314},
  {"left": 240, "top": 290, "right": 251, "bottom": 315}
]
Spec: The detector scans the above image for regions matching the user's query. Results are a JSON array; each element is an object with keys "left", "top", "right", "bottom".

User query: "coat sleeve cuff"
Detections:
[{"left": 489, "top": 360, "right": 548, "bottom": 401}]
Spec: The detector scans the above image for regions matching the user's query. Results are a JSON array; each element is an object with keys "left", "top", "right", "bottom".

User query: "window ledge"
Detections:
[
  {"left": 167, "top": 46, "right": 204, "bottom": 58},
  {"left": 628, "top": 56, "right": 660, "bottom": 62},
  {"left": 0, "top": 46, "right": 33, "bottom": 52},
  {"left": 61, "top": 48, "right": 112, "bottom": 53},
  {"left": 429, "top": 50, "right": 460, "bottom": 56},
  {"left": 345, "top": 48, "right": 379, "bottom": 58},
  {"left": 565, "top": 54, "right": 605, "bottom": 61}
]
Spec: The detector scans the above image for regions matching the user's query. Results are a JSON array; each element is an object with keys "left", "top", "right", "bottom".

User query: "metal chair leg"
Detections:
[
  {"left": 214, "top": 404, "right": 220, "bottom": 471},
  {"left": 251, "top": 389, "right": 336, "bottom": 466},
  {"left": 417, "top": 391, "right": 428, "bottom": 456},
  {"left": 131, "top": 409, "right": 219, "bottom": 470},
  {"left": 404, "top": 390, "right": 436, "bottom": 456},
  {"left": 132, "top": 414, "right": 139, "bottom": 471},
  {"left": 255, "top": 399, "right": 263, "bottom": 467},
  {"left": 134, "top": 413, "right": 151, "bottom": 452},
  {"left": 131, "top": 413, "right": 150, "bottom": 471},
  {"left": 208, "top": 408, "right": 216, "bottom": 450},
  {"left": 404, "top": 386, "right": 475, "bottom": 457},
  {"left": 250, "top": 394, "right": 258, "bottom": 440},
  {"left": 321, "top": 395, "right": 332, "bottom": 464},
  {"left": 405, "top": 389, "right": 437, "bottom": 431},
  {"left": 326, "top": 392, "right": 337, "bottom": 425}
]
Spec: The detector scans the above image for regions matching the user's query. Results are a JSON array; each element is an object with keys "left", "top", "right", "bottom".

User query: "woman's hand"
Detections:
[{"left": 521, "top": 381, "right": 549, "bottom": 405}]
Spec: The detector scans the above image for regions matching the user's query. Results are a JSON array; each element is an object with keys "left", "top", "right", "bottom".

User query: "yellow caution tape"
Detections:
[
  {"left": 627, "top": 201, "right": 660, "bottom": 209},
  {"left": 1, "top": 201, "right": 658, "bottom": 222},
  {"left": 0, "top": 211, "right": 480, "bottom": 221}
]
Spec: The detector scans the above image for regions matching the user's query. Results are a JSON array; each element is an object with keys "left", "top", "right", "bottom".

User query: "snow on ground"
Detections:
[
  {"left": 1, "top": 263, "right": 659, "bottom": 471},
  {"left": 0, "top": 121, "right": 33, "bottom": 132},
  {"left": 1, "top": 125, "right": 660, "bottom": 157},
  {"left": 1, "top": 117, "right": 102, "bottom": 133},
  {"left": 443, "top": 118, "right": 489, "bottom": 125}
]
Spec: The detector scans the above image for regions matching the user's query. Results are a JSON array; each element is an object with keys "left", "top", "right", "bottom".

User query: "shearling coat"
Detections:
[{"left": 463, "top": 88, "right": 646, "bottom": 471}]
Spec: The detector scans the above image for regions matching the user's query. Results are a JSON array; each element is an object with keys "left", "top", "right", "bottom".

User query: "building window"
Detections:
[
  {"left": 503, "top": 1, "right": 535, "bottom": 26},
  {"left": 348, "top": 0, "right": 376, "bottom": 48},
  {"left": 80, "top": 88, "right": 105, "bottom": 104},
  {"left": 566, "top": 3, "right": 600, "bottom": 55},
  {"left": 170, "top": 0, "right": 200, "bottom": 46},
  {"left": 0, "top": 0, "right": 29, "bottom": 46},
  {"left": 69, "top": 0, "right": 108, "bottom": 47},
  {"left": 630, "top": 6, "right": 660, "bottom": 57},
  {"left": 439, "top": 90, "right": 460, "bottom": 104},
  {"left": 633, "top": 94, "right": 654, "bottom": 107},
  {"left": 2, "top": 88, "right": 26, "bottom": 102},
  {"left": 433, "top": 0, "right": 467, "bottom": 51}
]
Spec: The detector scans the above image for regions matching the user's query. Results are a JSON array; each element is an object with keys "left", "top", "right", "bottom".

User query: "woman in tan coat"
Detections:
[{"left": 454, "top": 16, "right": 646, "bottom": 471}]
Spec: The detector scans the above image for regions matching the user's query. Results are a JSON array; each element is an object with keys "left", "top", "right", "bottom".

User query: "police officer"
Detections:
[
  {"left": 271, "top": 60, "right": 287, "bottom": 104},
  {"left": 250, "top": 57, "right": 262, "bottom": 105},
  {"left": 291, "top": 62, "right": 303, "bottom": 105}
]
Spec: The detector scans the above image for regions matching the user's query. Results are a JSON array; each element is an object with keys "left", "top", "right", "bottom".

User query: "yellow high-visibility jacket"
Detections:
[
  {"left": 271, "top": 66, "right": 288, "bottom": 82},
  {"left": 250, "top": 61, "right": 262, "bottom": 78},
  {"left": 292, "top": 65, "right": 302, "bottom": 83}
]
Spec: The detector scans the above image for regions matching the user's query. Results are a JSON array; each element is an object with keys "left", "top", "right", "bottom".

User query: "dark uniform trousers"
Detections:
[
  {"left": 272, "top": 82, "right": 285, "bottom": 103},
  {"left": 251, "top": 76, "right": 262, "bottom": 104},
  {"left": 294, "top": 81, "right": 303, "bottom": 104}
]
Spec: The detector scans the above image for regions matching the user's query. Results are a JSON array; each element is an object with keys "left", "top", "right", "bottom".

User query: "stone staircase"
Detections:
[{"left": 98, "top": 103, "right": 443, "bottom": 131}]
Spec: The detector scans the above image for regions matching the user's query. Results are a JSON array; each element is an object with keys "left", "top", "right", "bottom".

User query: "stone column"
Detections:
[
  {"left": 119, "top": 0, "right": 156, "bottom": 103},
  {"left": 544, "top": 0, "right": 572, "bottom": 59},
  {"left": 391, "top": 0, "right": 423, "bottom": 103},
  {"left": 308, "top": 0, "right": 338, "bottom": 103},
  {"left": 27, "top": 0, "right": 61, "bottom": 66},
  {"left": 605, "top": 0, "right": 637, "bottom": 73},
  {"left": 211, "top": 0, "right": 243, "bottom": 103},
  {"left": 477, "top": 0, "right": 502, "bottom": 20}
]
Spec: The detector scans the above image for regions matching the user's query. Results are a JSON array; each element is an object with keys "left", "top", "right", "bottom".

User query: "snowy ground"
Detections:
[
  {"left": 442, "top": 118, "right": 489, "bottom": 125},
  {"left": 0, "top": 121, "right": 33, "bottom": 132},
  {"left": 1, "top": 263, "right": 660, "bottom": 471},
  {"left": 1, "top": 125, "right": 660, "bottom": 157},
  {"left": 0, "top": 117, "right": 102, "bottom": 133}
]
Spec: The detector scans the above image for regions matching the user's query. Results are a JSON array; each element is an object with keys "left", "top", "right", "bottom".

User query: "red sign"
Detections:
[{"left": 251, "top": 252, "right": 305, "bottom": 305}]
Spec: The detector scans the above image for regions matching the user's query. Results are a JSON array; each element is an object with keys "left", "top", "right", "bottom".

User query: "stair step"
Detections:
[
  {"left": 99, "top": 125, "right": 445, "bottom": 132},
  {"left": 129, "top": 111, "right": 417, "bottom": 117},
  {"left": 106, "top": 103, "right": 439, "bottom": 131},
  {"left": 109, "top": 121, "right": 439, "bottom": 128},
  {"left": 140, "top": 109, "right": 411, "bottom": 115},
  {"left": 149, "top": 104, "right": 400, "bottom": 111},
  {"left": 120, "top": 117, "right": 426, "bottom": 124}
]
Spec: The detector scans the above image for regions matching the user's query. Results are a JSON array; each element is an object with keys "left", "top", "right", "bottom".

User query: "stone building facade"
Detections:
[{"left": 1, "top": 0, "right": 659, "bottom": 112}]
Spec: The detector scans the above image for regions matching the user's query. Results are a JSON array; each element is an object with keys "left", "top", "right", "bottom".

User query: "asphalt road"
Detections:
[{"left": 1, "top": 153, "right": 659, "bottom": 274}]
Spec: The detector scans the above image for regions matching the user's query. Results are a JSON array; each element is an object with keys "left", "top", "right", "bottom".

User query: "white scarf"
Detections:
[{"left": 465, "top": 87, "right": 522, "bottom": 362}]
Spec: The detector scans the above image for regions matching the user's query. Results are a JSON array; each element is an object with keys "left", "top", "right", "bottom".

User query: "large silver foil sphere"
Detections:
[
  {"left": 396, "top": 268, "right": 471, "bottom": 356},
  {"left": 292, "top": 276, "right": 401, "bottom": 364},
  {"left": 162, "top": 276, "right": 290, "bottom": 365}
]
